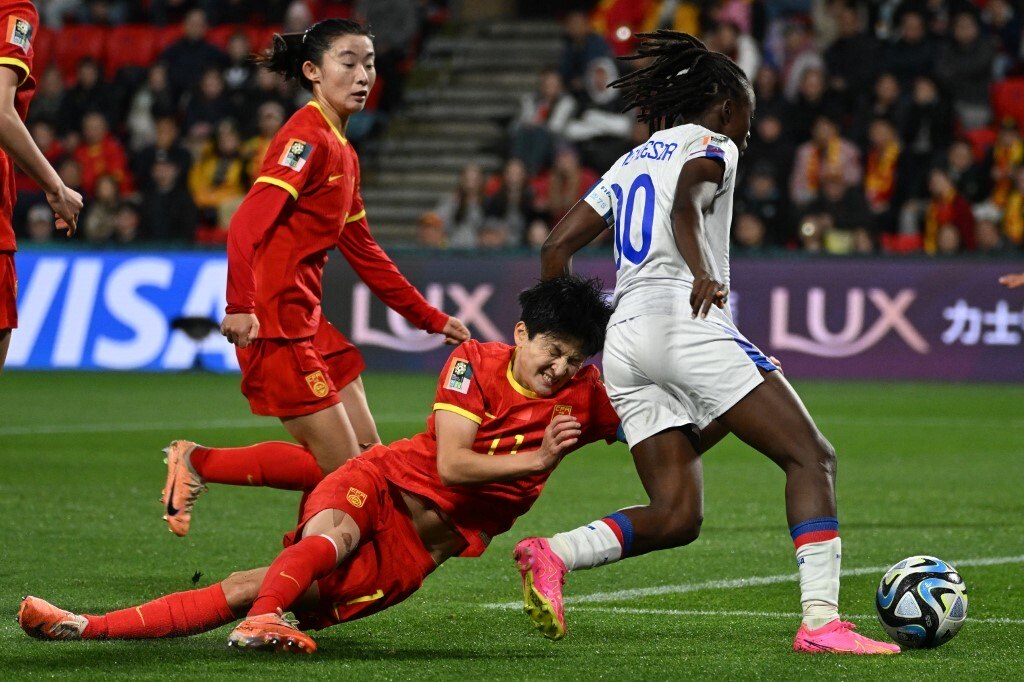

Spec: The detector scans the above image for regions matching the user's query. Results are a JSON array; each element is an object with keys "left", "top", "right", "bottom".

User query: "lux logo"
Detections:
[{"left": 770, "top": 287, "right": 929, "bottom": 358}]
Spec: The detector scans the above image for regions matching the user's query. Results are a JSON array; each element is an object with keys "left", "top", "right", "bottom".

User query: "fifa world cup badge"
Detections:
[
  {"left": 7, "top": 17, "right": 32, "bottom": 52},
  {"left": 446, "top": 359, "right": 473, "bottom": 394},
  {"left": 278, "top": 138, "right": 313, "bottom": 171},
  {"left": 305, "top": 371, "right": 330, "bottom": 398}
]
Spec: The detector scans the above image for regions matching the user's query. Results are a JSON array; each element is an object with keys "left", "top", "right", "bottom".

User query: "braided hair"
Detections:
[
  {"left": 610, "top": 30, "right": 754, "bottom": 135},
  {"left": 255, "top": 19, "right": 373, "bottom": 92}
]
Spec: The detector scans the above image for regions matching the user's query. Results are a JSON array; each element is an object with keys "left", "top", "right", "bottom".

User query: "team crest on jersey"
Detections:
[
  {"left": 6, "top": 17, "right": 32, "bottom": 52},
  {"left": 552, "top": 404, "right": 573, "bottom": 419},
  {"left": 346, "top": 487, "right": 367, "bottom": 508},
  {"left": 305, "top": 370, "right": 329, "bottom": 398},
  {"left": 446, "top": 359, "right": 473, "bottom": 394},
  {"left": 278, "top": 138, "right": 313, "bottom": 171}
]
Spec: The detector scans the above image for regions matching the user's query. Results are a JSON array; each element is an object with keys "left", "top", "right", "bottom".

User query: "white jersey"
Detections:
[{"left": 583, "top": 123, "right": 740, "bottom": 324}]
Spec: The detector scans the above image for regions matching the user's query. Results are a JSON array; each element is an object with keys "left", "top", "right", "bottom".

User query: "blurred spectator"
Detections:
[
  {"left": 1002, "top": 166, "right": 1024, "bottom": 247},
  {"left": 901, "top": 76, "right": 955, "bottom": 199},
  {"left": 884, "top": 10, "right": 938, "bottom": 88},
  {"left": 223, "top": 30, "right": 257, "bottom": 105},
  {"left": 559, "top": 10, "right": 614, "bottom": 98},
  {"left": 132, "top": 116, "right": 193, "bottom": 193},
  {"left": 26, "top": 66, "right": 65, "bottom": 128},
  {"left": 733, "top": 211, "right": 768, "bottom": 252},
  {"left": 532, "top": 145, "right": 598, "bottom": 225},
  {"left": 188, "top": 119, "right": 248, "bottom": 229},
  {"left": 240, "top": 68, "right": 296, "bottom": 125},
  {"left": 81, "top": 174, "right": 122, "bottom": 243},
  {"left": 242, "top": 102, "right": 287, "bottom": 181},
  {"left": 934, "top": 12, "right": 995, "bottom": 129},
  {"left": 524, "top": 217, "right": 551, "bottom": 250},
  {"left": 946, "top": 140, "right": 990, "bottom": 204},
  {"left": 509, "top": 68, "right": 576, "bottom": 175},
  {"left": 184, "top": 68, "right": 235, "bottom": 140},
  {"left": 708, "top": 20, "right": 760, "bottom": 80},
  {"left": 986, "top": 117, "right": 1024, "bottom": 207},
  {"left": 984, "top": 0, "right": 1022, "bottom": 78},
  {"left": 416, "top": 211, "right": 446, "bottom": 248},
  {"left": 752, "top": 65, "right": 785, "bottom": 119},
  {"left": 802, "top": 172, "right": 873, "bottom": 254},
  {"left": 125, "top": 63, "right": 177, "bottom": 152},
  {"left": 282, "top": 0, "right": 314, "bottom": 32},
  {"left": 14, "top": 120, "right": 66, "bottom": 203},
  {"left": 477, "top": 217, "right": 512, "bottom": 249},
  {"left": 356, "top": 0, "right": 418, "bottom": 114},
  {"left": 784, "top": 66, "right": 841, "bottom": 145},
  {"left": 736, "top": 163, "right": 791, "bottom": 247},
  {"left": 25, "top": 204, "right": 54, "bottom": 244},
  {"left": 790, "top": 115, "right": 861, "bottom": 208},
  {"left": 924, "top": 168, "right": 975, "bottom": 254},
  {"left": 484, "top": 158, "right": 534, "bottom": 245},
  {"left": 823, "top": 2, "right": 880, "bottom": 111},
  {"left": 743, "top": 112, "right": 794, "bottom": 183},
  {"left": 863, "top": 118, "right": 904, "bottom": 232},
  {"left": 74, "top": 112, "right": 134, "bottom": 196},
  {"left": 934, "top": 223, "right": 962, "bottom": 255},
  {"left": 112, "top": 202, "right": 140, "bottom": 244},
  {"left": 779, "top": 18, "right": 824, "bottom": 102},
  {"left": 56, "top": 157, "right": 85, "bottom": 200},
  {"left": 564, "top": 57, "right": 632, "bottom": 171},
  {"left": 973, "top": 203, "right": 1011, "bottom": 254},
  {"left": 142, "top": 158, "right": 198, "bottom": 241},
  {"left": 436, "top": 163, "right": 486, "bottom": 249},
  {"left": 851, "top": 73, "right": 908, "bottom": 149},
  {"left": 159, "top": 8, "right": 228, "bottom": 99},
  {"left": 59, "top": 57, "right": 118, "bottom": 137}
]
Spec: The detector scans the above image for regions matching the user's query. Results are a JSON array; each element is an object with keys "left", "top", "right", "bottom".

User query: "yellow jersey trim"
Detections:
[
  {"left": 506, "top": 353, "right": 540, "bottom": 399},
  {"left": 345, "top": 209, "right": 366, "bottom": 224},
  {"left": 307, "top": 100, "right": 348, "bottom": 145},
  {"left": 434, "top": 403, "right": 483, "bottom": 424},
  {"left": 345, "top": 589, "right": 384, "bottom": 605},
  {"left": 254, "top": 176, "right": 299, "bottom": 200},
  {"left": 0, "top": 57, "right": 30, "bottom": 87}
]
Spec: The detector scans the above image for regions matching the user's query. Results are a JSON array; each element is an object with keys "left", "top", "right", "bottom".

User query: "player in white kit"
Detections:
[{"left": 512, "top": 32, "right": 899, "bottom": 655}]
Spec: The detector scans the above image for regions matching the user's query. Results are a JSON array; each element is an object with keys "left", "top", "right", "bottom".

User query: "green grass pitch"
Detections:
[{"left": 1, "top": 371, "right": 1022, "bottom": 679}]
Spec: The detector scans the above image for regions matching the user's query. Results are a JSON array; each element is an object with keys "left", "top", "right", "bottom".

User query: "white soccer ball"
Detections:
[{"left": 875, "top": 555, "right": 968, "bottom": 648}]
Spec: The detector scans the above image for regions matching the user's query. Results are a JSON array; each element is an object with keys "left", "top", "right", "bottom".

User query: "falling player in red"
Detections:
[
  {"left": 20, "top": 275, "right": 620, "bottom": 654},
  {"left": 162, "top": 19, "right": 469, "bottom": 535},
  {"left": 0, "top": 0, "right": 83, "bottom": 371}
]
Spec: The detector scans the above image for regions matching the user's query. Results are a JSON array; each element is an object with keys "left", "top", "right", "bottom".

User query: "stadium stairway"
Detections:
[{"left": 359, "top": 19, "right": 561, "bottom": 243}]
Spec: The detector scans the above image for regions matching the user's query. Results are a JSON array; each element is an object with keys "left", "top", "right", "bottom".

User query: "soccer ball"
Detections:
[{"left": 875, "top": 555, "right": 968, "bottom": 648}]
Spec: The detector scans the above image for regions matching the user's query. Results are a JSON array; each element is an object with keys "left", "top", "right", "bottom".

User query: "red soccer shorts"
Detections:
[
  {"left": 0, "top": 252, "right": 17, "bottom": 330},
  {"left": 284, "top": 456, "right": 437, "bottom": 629},
  {"left": 236, "top": 319, "right": 366, "bottom": 417}
]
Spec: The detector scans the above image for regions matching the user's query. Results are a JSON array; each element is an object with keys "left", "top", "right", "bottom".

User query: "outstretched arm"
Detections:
[
  {"left": 671, "top": 157, "right": 726, "bottom": 319},
  {"left": 0, "top": 67, "right": 82, "bottom": 235},
  {"left": 540, "top": 200, "right": 609, "bottom": 279},
  {"left": 435, "top": 411, "right": 581, "bottom": 486},
  {"left": 999, "top": 273, "right": 1024, "bottom": 289}
]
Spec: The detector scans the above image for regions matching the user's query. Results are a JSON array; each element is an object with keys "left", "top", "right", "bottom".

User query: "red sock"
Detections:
[
  {"left": 190, "top": 442, "right": 324, "bottom": 491},
  {"left": 83, "top": 584, "right": 234, "bottom": 639},
  {"left": 249, "top": 535, "right": 338, "bottom": 617}
]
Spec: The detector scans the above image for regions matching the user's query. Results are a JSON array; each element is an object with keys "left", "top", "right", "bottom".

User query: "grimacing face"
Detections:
[{"left": 511, "top": 323, "right": 587, "bottom": 397}]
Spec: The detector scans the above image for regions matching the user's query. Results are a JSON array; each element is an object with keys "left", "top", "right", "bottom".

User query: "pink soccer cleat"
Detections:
[
  {"left": 793, "top": 619, "right": 901, "bottom": 654},
  {"left": 514, "top": 537, "right": 568, "bottom": 640}
]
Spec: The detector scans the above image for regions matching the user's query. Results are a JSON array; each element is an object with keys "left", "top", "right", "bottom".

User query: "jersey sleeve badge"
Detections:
[
  {"left": 446, "top": 359, "right": 473, "bottom": 394},
  {"left": 583, "top": 177, "right": 615, "bottom": 227},
  {"left": 552, "top": 404, "right": 573, "bottom": 419},
  {"left": 6, "top": 16, "right": 32, "bottom": 52},
  {"left": 278, "top": 139, "right": 313, "bottom": 171}
]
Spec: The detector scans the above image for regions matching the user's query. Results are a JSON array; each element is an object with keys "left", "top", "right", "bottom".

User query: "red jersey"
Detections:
[
  {"left": 0, "top": 0, "right": 38, "bottom": 251},
  {"left": 366, "top": 340, "right": 621, "bottom": 557},
  {"left": 226, "top": 101, "right": 447, "bottom": 339}
]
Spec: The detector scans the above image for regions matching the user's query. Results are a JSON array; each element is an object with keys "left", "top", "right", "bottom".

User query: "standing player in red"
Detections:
[
  {"left": 0, "top": 0, "right": 84, "bottom": 371},
  {"left": 161, "top": 19, "right": 469, "bottom": 536},
  {"left": 20, "top": 275, "right": 620, "bottom": 654}
]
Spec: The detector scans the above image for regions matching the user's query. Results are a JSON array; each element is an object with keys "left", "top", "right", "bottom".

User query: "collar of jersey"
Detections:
[
  {"left": 506, "top": 352, "right": 541, "bottom": 399},
  {"left": 306, "top": 101, "right": 348, "bottom": 145}
]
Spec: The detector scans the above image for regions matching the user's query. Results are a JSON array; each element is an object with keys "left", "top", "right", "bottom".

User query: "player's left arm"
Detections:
[
  {"left": 337, "top": 208, "right": 469, "bottom": 344},
  {"left": 671, "top": 157, "right": 727, "bottom": 319},
  {"left": 0, "top": 68, "right": 82, "bottom": 235},
  {"left": 540, "top": 199, "right": 609, "bottom": 279},
  {"left": 435, "top": 411, "right": 582, "bottom": 486}
]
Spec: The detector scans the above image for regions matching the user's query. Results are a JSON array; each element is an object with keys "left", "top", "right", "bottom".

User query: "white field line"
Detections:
[
  {"left": 574, "top": 606, "right": 1024, "bottom": 626},
  {"left": 2, "top": 413, "right": 1020, "bottom": 437},
  {"left": 485, "top": 554, "right": 1024, "bottom": 609}
]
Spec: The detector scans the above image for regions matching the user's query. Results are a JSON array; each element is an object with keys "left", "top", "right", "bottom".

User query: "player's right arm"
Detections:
[
  {"left": 671, "top": 156, "right": 727, "bottom": 319},
  {"left": 540, "top": 200, "right": 609, "bottom": 279},
  {"left": 435, "top": 411, "right": 581, "bottom": 486},
  {"left": 0, "top": 68, "right": 82, "bottom": 235}
]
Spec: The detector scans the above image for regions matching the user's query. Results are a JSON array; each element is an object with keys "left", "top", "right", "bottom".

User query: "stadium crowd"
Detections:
[{"left": 12, "top": 0, "right": 1024, "bottom": 257}]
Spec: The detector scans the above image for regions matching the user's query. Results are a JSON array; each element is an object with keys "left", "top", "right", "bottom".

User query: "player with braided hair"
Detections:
[{"left": 513, "top": 31, "right": 900, "bottom": 655}]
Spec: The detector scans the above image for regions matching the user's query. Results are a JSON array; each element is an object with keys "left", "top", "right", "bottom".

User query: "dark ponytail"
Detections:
[{"left": 255, "top": 18, "right": 374, "bottom": 92}]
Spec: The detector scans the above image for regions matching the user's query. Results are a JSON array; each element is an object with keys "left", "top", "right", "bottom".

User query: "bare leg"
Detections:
[
  {"left": 338, "top": 376, "right": 381, "bottom": 448},
  {"left": 281, "top": 403, "right": 361, "bottom": 475},
  {"left": 0, "top": 328, "right": 10, "bottom": 374}
]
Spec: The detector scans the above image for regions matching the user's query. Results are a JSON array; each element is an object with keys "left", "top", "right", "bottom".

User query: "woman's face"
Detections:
[{"left": 305, "top": 34, "right": 376, "bottom": 117}]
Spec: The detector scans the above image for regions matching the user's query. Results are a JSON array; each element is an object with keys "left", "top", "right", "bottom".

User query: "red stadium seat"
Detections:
[
  {"left": 206, "top": 24, "right": 239, "bottom": 50},
  {"left": 53, "top": 25, "right": 108, "bottom": 83},
  {"left": 962, "top": 127, "right": 997, "bottom": 161},
  {"left": 155, "top": 24, "right": 185, "bottom": 56},
  {"left": 104, "top": 25, "right": 161, "bottom": 78},
  {"left": 249, "top": 26, "right": 282, "bottom": 53},
  {"left": 31, "top": 25, "right": 56, "bottom": 71},
  {"left": 881, "top": 233, "right": 923, "bottom": 254},
  {"left": 991, "top": 78, "right": 1024, "bottom": 131}
]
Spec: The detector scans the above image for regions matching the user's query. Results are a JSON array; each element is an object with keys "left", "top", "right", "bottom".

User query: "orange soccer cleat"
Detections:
[
  {"left": 18, "top": 596, "right": 88, "bottom": 641},
  {"left": 227, "top": 612, "right": 317, "bottom": 654},
  {"left": 161, "top": 440, "right": 207, "bottom": 537}
]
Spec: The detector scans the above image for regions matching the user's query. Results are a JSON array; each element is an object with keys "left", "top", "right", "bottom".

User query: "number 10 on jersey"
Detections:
[{"left": 612, "top": 173, "right": 655, "bottom": 269}]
